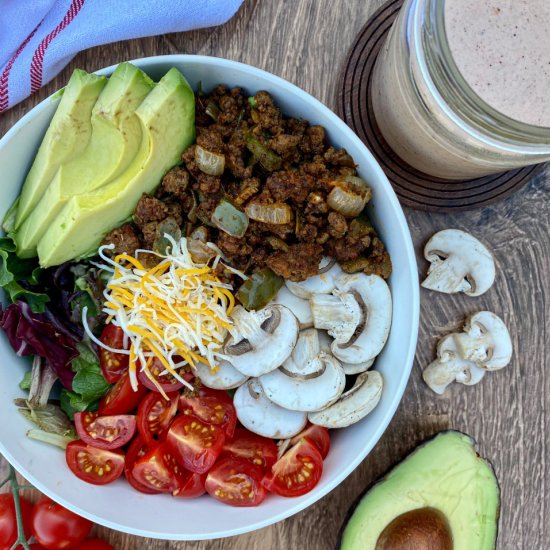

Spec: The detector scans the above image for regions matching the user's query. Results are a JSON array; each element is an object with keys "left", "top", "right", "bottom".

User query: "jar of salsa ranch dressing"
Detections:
[{"left": 371, "top": 0, "right": 550, "bottom": 180}]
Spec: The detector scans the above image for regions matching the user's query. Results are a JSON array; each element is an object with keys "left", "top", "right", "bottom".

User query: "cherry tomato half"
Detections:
[
  {"left": 124, "top": 436, "right": 160, "bottom": 495},
  {"left": 0, "top": 493, "right": 32, "bottom": 550},
  {"left": 132, "top": 443, "right": 188, "bottom": 493},
  {"left": 136, "top": 392, "right": 178, "bottom": 447},
  {"left": 172, "top": 471, "right": 207, "bottom": 499},
  {"left": 73, "top": 538, "right": 115, "bottom": 550},
  {"left": 179, "top": 387, "right": 237, "bottom": 439},
  {"left": 99, "top": 324, "right": 129, "bottom": 384},
  {"left": 262, "top": 438, "right": 323, "bottom": 497},
  {"left": 137, "top": 358, "right": 193, "bottom": 393},
  {"left": 290, "top": 424, "right": 330, "bottom": 459},
  {"left": 31, "top": 497, "right": 92, "bottom": 550},
  {"left": 221, "top": 428, "right": 278, "bottom": 472},
  {"left": 74, "top": 412, "right": 136, "bottom": 450},
  {"left": 66, "top": 440, "right": 125, "bottom": 486},
  {"left": 98, "top": 370, "right": 148, "bottom": 415},
  {"left": 166, "top": 415, "right": 225, "bottom": 474},
  {"left": 205, "top": 457, "right": 266, "bottom": 507}
]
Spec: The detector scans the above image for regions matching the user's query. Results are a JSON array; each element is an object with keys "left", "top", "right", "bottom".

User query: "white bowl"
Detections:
[{"left": 0, "top": 55, "right": 419, "bottom": 540}]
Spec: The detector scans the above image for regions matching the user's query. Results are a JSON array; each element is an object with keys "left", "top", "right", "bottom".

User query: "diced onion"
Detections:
[
  {"left": 327, "top": 177, "right": 372, "bottom": 217},
  {"left": 245, "top": 202, "right": 293, "bottom": 225},
  {"left": 195, "top": 145, "right": 225, "bottom": 176}
]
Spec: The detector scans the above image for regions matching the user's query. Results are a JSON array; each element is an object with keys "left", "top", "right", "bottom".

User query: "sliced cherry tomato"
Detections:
[
  {"left": 137, "top": 358, "right": 193, "bottom": 393},
  {"left": 98, "top": 324, "right": 129, "bottom": 383},
  {"left": 172, "top": 471, "right": 207, "bottom": 499},
  {"left": 136, "top": 392, "right": 178, "bottom": 447},
  {"left": 262, "top": 438, "right": 323, "bottom": 497},
  {"left": 290, "top": 424, "right": 330, "bottom": 459},
  {"left": 124, "top": 435, "right": 160, "bottom": 494},
  {"left": 178, "top": 387, "right": 237, "bottom": 439},
  {"left": 74, "top": 411, "right": 136, "bottom": 450},
  {"left": 222, "top": 428, "right": 278, "bottom": 472},
  {"left": 31, "top": 497, "right": 92, "bottom": 550},
  {"left": 205, "top": 457, "right": 266, "bottom": 507},
  {"left": 73, "top": 539, "right": 115, "bottom": 550},
  {"left": 132, "top": 443, "right": 188, "bottom": 493},
  {"left": 0, "top": 493, "right": 32, "bottom": 550},
  {"left": 98, "top": 370, "right": 148, "bottom": 415},
  {"left": 166, "top": 415, "right": 225, "bottom": 474},
  {"left": 66, "top": 440, "right": 125, "bottom": 486}
]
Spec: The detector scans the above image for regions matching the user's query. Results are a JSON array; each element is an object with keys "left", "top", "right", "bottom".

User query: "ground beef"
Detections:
[
  {"left": 324, "top": 146, "right": 356, "bottom": 167},
  {"left": 159, "top": 167, "right": 190, "bottom": 199},
  {"left": 299, "top": 125, "right": 326, "bottom": 156},
  {"left": 197, "top": 173, "right": 221, "bottom": 195},
  {"left": 266, "top": 171, "right": 315, "bottom": 204},
  {"left": 217, "top": 233, "right": 253, "bottom": 257},
  {"left": 164, "top": 201, "right": 183, "bottom": 226},
  {"left": 254, "top": 91, "right": 283, "bottom": 134},
  {"left": 196, "top": 127, "right": 225, "bottom": 154},
  {"left": 134, "top": 195, "right": 168, "bottom": 227},
  {"left": 141, "top": 221, "right": 157, "bottom": 248},
  {"left": 102, "top": 224, "right": 141, "bottom": 257},
  {"left": 266, "top": 243, "right": 323, "bottom": 281},
  {"left": 328, "top": 211, "right": 348, "bottom": 238}
]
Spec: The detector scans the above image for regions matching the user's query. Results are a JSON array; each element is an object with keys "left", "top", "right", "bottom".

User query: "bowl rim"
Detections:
[{"left": 0, "top": 54, "right": 419, "bottom": 540}]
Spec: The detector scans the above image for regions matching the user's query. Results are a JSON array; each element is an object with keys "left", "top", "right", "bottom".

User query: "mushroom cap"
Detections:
[
  {"left": 233, "top": 378, "right": 307, "bottom": 439},
  {"left": 456, "top": 311, "right": 512, "bottom": 371},
  {"left": 194, "top": 359, "right": 248, "bottom": 390},
  {"left": 308, "top": 370, "right": 383, "bottom": 428},
  {"left": 259, "top": 352, "right": 345, "bottom": 412},
  {"left": 421, "top": 229, "right": 495, "bottom": 296},
  {"left": 224, "top": 304, "right": 299, "bottom": 377},
  {"left": 282, "top": 328, "right": 323, "bottom": 377},
  {"left": 327, "top": 273, "right": 392, "bottom": 364},
  {"left": 317, "top": 326, "right": 375, "bottom": 374},
  {"left": 270, "top": 285, "right": 313, "bottom": 329},
  {"left": 423, "top": 334, "right": 486, "bottom": 394},
  {"left": 286, "top": 258, "right": 343, "bottom": 299}
]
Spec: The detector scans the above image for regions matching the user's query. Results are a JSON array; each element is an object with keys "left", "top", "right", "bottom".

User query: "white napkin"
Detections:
[{"left": 0, "top": 0, "right": 244, "bottom": 113}]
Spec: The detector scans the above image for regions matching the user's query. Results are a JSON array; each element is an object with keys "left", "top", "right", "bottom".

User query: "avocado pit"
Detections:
[{"left": 376, "top": 507, "right": 452, "bottom": 550}]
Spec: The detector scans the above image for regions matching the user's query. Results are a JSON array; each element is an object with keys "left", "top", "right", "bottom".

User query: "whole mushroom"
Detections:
[
  {"left": 423, "top": 311, "right": 512, "bottom": 394},
  {"left": 422, "top": 229, "right": 495, "bottom": 296},
  {"left": 310, "top": 273, "right": 392, "bottom": 365},
  {"left": 224, "top": 304, "right": 299, "bottom": 377}
]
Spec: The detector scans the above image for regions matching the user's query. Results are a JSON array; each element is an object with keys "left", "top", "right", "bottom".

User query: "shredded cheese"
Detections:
[{"left": 85, "top": 236, "right": 240, "bottom": 399}]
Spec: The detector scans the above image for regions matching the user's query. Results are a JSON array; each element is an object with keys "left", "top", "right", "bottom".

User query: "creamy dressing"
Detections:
[{"left": 445, "top": 0, "right": 550, "bottom": 127}]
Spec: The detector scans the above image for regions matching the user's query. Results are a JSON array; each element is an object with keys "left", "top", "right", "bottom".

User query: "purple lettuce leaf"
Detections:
[{"left": 0, "top": 301, "right": 79, "bottom": 389}]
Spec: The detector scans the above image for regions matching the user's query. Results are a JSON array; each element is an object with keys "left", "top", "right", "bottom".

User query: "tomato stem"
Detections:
[{"left": 4, "top": 465, "right": 31, "bottom": 550}]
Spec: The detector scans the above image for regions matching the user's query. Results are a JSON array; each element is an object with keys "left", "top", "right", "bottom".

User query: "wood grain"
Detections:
[{"left": 1, "top": 1, "right": 548, "bottom": 548}]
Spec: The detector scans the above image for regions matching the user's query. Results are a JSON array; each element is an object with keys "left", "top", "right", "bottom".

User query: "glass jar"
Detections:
[{"left": 371, "top": 0, "right": 550, "bottom": 180}]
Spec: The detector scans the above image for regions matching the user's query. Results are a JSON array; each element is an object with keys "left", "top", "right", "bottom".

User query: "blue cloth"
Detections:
[{"left": 0, "top": 0, "right": 243, "bottom": 112}]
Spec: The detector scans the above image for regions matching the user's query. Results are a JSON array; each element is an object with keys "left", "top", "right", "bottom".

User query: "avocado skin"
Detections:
[
  {"left": 37, "top": 67, "right": 195, "bottom": 267},
  {"left": 14, "top": 62, "right": 155, "bottom": 258},
  {"left": 338, "top": 431, "right": 500, "bottom": 550},
  {"left": 14, "top": 69, "right": 107, "bottom": 229}
]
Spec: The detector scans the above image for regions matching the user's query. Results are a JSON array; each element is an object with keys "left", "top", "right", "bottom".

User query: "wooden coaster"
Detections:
[{"left": 337, "top": 0, "right": 547, "bottom": 212}]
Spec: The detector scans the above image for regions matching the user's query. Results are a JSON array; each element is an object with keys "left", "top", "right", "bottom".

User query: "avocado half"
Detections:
[{"left": 339, "top": 431, "right": 500, "bottom": 550}]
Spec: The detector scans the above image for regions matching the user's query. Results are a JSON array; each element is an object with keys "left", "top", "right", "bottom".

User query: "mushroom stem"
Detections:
[
  {"left": 422, "top": 356, "right": 485, "bottom": 395},
  {"left": 310, "top": 291, "right": 362, "bottom": 344},
  {"left": 421, "top": 254, "right": 471, "bottom": 294}
]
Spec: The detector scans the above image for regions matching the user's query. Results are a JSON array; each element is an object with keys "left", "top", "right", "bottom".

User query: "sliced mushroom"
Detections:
[
  {"left": 233, "top": 378, "right": 307, "bottom": 439},
  {"left": 422, "top": 335, "right": 486, "bottom": 395},
  {"left": 260, "top": 351, "right": 345, "bottom": 412},
  {"left": 224, "top": 304, "right": 299, "bottom": 377},
  {"left": 422, "top": 229, "right": 495, "bottom": 296},
  {"left": 308, "top": 370, "right": 383, "bottom": 428},
  {"left": 282, "top": 328, "right": 323, "bottom": 377},
  {"left": 286, "top": 258, "right": 343, "bottom": 299},
  {"left": 317, "top": 329, "right": 375, "bottom": 375},
  {"left": 452, "top": 311, "right": 512, "bottom": 371},
  {"left": 312, "top": 273, "right": 392, "bottom": 365},
  {"left": 270, "top": 285, "right": 313, "bottom": 329},
  {"left": 194, "top": 359, "right": 248, "bottom": 390},
  {"left": 422, "top": 311, "right": 511, "bottom": 394}
]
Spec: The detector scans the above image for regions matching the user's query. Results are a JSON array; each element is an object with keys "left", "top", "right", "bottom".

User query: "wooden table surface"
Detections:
[{"left": 1, "top": 1, "right": 549, "bottom": 548}]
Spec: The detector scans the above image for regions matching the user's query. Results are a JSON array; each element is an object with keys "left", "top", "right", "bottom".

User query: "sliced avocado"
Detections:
[
  {"left": 14, "top": 69, "right": 107, "bottom": 229},
  {"left": 37, "top": 67, "right": 195, "bottom": 267},
  {"left": 14, "top": 63, "right": 155, "bottom": 258},
  {"left": 340, "top": 431, "right": 500, "bottom": 550}
]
